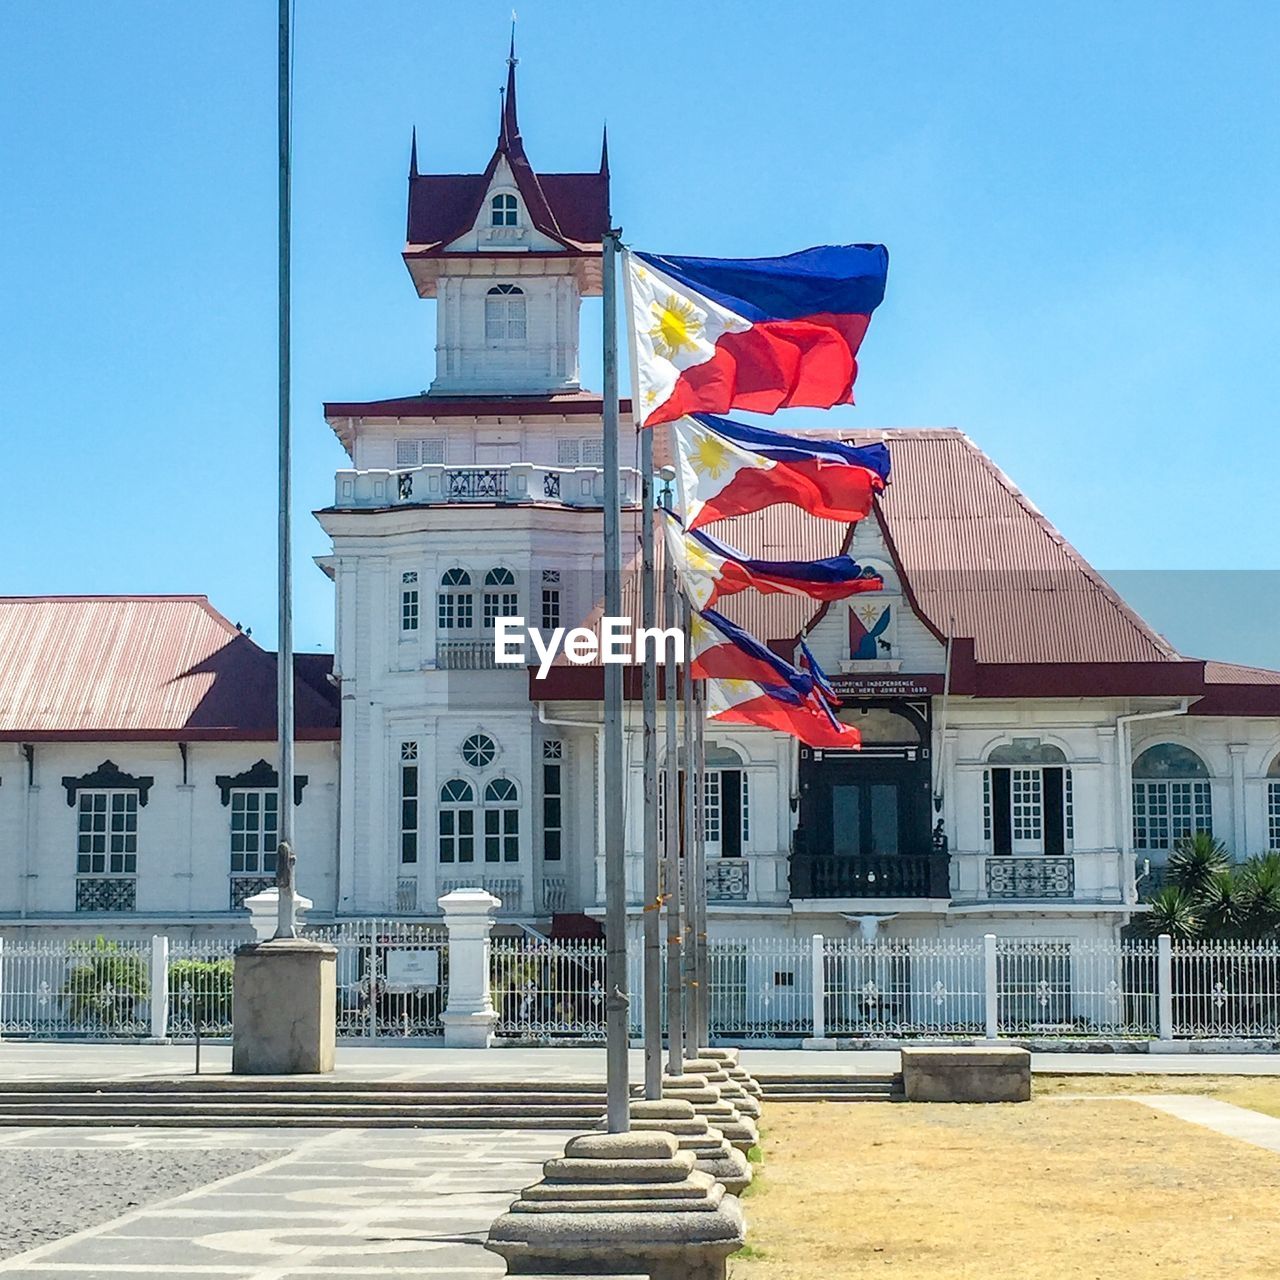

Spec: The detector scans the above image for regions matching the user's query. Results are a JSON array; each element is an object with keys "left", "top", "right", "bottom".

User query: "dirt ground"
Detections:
[
  {"left": 729, "top": 1097, "right": 1280, "bottom": 1280},
  {"left": 1035, "top": 1072, "right": 1280, "bottom": 1118}
]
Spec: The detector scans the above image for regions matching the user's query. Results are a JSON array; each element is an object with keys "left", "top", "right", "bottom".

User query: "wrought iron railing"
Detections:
[
  {"left": 985, "top": 856, "right": 1075, "bottom": 900},
  {"left": 706, "top": 860, "right": 749, "bottom": 901},
  {"left": 439, "top": 876, "right": 524, "bottom": 914},
  {"left": 445, "top": 468, "right": 508, "bottom": 501},
  {"left": 790, "top": 853, "right": 950, "bottom": 899},
  {"left": 75, "top": 877, "right": 137, "bottom": 913},
  {"left": 229, "top": 875, "right": 275, "bottom": 910}
]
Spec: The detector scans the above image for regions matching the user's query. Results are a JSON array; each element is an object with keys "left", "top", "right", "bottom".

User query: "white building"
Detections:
[{"left": 3, "top": 55, "right": 1279, "bottom": 949}]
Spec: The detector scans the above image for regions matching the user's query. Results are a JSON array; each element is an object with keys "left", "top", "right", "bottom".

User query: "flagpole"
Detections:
[
  {"left": 662, "top": 475, "right": 685, "bottom": 1075},
  {"left": 625, "top": 257, "right": 664, "bottom": 1102},
  {"left": 601, "top": 228, "right": 630, "bottom": 1134},
  {"left": 693, "top": 676, "right": 710, "bottom": 1048},
  {"left": 680, "top": 593, "right": 696, "bottom": 1068},
  {"left": 273, "top": 0, "right": 297, "bottom": 940}
]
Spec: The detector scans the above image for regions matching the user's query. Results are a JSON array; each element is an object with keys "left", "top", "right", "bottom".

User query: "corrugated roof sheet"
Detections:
[{"left": 0, "top": 596, "right": 340, "bottom": 739}]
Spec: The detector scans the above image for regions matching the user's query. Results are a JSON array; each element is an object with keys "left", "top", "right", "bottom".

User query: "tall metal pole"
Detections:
[
  {"left": 601, "top": 229, "right": 630, "bottom": 1132},
  {"left": 662, "top": 483, "right": 685, "bottom": 1076},
  {"left": 273, "top": 0, "right": 297, "bottom": 940},
  {"left": 639, "top": 429, "right": 662, "bottom": 1099},
  {"left": 693, "top": 679, "right": 710, "bottom": 1048},
  {"left": 680, "top": 594, "right": 697, "bottom": 1068}
]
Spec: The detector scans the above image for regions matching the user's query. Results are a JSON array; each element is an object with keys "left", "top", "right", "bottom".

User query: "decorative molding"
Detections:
[
  {"left": 214, "top": 759, "right": 309, "bottom": 807},
  {"left": 62, "top": 761, "right": 154, "bottom": 808}
]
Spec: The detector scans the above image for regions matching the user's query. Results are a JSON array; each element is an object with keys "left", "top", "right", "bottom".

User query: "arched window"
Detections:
[
  {"left": 437, "top": 567, "right": 473, "bottom": 631},
  {"left": 1268, "top": 753, "right": 1280, "bottom": 851},
  {"left": 983, "top": 741, "right": 1073, "bottom": 856},
  {"left": 1132, "top": 744, "right": 1212, "bottom": 852},
  {"left": 490, "top": 193, "right": 518, "bottom": 227},
  {"left": 483, "top": 566, "right": 519, "bottom": 628},
  {"left": 484, "top": 777, "right": 520, "bottom": 863},
  {"left": 485, "top": 284, "right": 526, "bottom": 341},
  {"left": 438, "top": 779, "right": 475, "bottom": 864},
  {"left": 461, "top": 733, "right": 496, "bottom": 768}
]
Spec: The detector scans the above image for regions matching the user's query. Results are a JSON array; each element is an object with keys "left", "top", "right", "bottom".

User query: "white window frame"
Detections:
[
  {"left": 400, "top": 571, "right": 420, "bottom": 633},
  {"left": 542, "top": 740, "right": 563, "bottom": 862},
  {"left": 438, "top": 778, "right": 476, "bottom": 864},
  {"left": 438, "top": 568, "right": 474, "bottom": 631},
  {"left": 400, "top": 742, "right": 419, "bottom": 865},
  {"left": 485, "top": 283, "right": 526, "bottom": 341},
  {"left": 483, "top": 567, "right": 519, "bottom": 629},
  {"left": 1133, "top": 779, "right": 1212, "bottom": 851},
  {"left": 490, "top": 193, "right": 518, "bottom": 227},
  {"left": 484, "top": 778, "right": 520, "bottom": 864},
  {"left": 77, "top": 790, "right": 138, "bottom": 876}
]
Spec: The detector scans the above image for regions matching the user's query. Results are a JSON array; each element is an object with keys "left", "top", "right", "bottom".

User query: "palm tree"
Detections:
[
  {"left": 1238, "top": 853, "right": 1280, "bottom": 938},
  {"left": 1141, "top": 885, "right": 1201, "bottom": 940},
  {"left": 1167, "top": 832, "right": 1230, "bottom": 898}
]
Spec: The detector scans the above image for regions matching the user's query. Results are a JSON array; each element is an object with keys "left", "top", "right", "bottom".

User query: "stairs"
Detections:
[
  {"left": 0, "top": 1079, "right": 611, "bottom": 1129},
  {"left": 756, "top": 1073, "right": 904, "bottom": 1103}
]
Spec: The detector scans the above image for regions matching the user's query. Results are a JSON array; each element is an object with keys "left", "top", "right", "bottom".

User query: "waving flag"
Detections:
[
  {"left": 798, "top": 638, "right": 840, "bottom": 706},
  {"left": 675, "top": 414, "right": 889, "bottom": 530},
  {"left": 664, "top": 512, "right": 882, "bottom": 610},
  {"left": 706, "top": 677, "right": 861, "bottom": 749},
  {"left": 688, "top": 607, "right": 816, "bottom": 694},
  {"left": 626, "top": 245, "right": 889, "bottom": 428}
]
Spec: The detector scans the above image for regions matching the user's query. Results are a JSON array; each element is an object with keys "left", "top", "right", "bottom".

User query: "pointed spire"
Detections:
[
  {"left": 599, "top": 122, "right": 610, "bottom": 175},
  {"left": 409, "top": 126, "right": 418, "bottom": 178},
  {"left": 501, "top": 19, "right": 520, "bottom": 148}
]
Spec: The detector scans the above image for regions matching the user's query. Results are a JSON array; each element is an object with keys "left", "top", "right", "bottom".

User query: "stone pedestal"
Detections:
[
  {"left": 698, "top": 1048, "right": 764, "bottom": 1099},
  {"left": 232, "top": 938, "right": 336, "bottom": 1075},
  {"left": 683, "top": 1057, "right": 762, "bottom": 1120},
  {"left": 662, "top": 1072, "right": 758, "bottom": 1155},
  {"left": 486, "top": 1130, "right": 745, "bottom": 1279},
  {"left": 437, "top": 886, "right": 500, "bottom": 1048},
  {"left": 901, "top": 1045, "right": 1031, "bottom": 1103},
  {"left": 623, "top": 1098, "right": 751, "bottom": 1195}
]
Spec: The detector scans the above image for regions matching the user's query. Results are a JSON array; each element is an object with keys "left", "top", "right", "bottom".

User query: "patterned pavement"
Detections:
[{"left": 0, "top": 1126, "right": 572, "bottom": 1278}]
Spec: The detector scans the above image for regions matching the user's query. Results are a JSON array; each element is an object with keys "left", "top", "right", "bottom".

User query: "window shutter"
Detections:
[
  {"left": 722, "top": 771, "right": 742, "bottom": 858},
  {"left": 992, "top": 768, "right": 1012, "bottom": 855},
  {"left": 1043, "top": 767, "right": 1065, "bottom": 855}
]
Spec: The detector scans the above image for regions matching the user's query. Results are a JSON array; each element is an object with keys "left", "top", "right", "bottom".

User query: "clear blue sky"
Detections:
[{"left": 2, "top": 2, "right": 1277, "bottom": 660}]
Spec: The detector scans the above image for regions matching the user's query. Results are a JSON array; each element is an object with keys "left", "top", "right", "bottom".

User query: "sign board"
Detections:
[
  {"left": 384, "top": 948, "right": 440, "bottom": 991},
  {"left": 831, "top": 674, "right": 944, "bottom": 698}
]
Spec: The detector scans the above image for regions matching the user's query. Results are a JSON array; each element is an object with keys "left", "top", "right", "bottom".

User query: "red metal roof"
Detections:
[
  {"left": 324, "top": 391, "right": 628, "bottom": 422},
  {"left": 0, "top": 596, "right": 340, "bottom": 741}
]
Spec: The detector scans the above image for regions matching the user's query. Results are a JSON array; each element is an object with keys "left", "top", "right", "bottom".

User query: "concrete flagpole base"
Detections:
[
  {"left": 485, "top": 1130, "right": 745, "bottom": 1280},
  {"left": 683, "top": 1056, "right": 762, "bottom": 1120},
  {"left": 661, "top": 1072, "right": 759, "bottom": 1155},
  {"left": 697, "top": 1047, "right": 765, "bottom": 1100},
  {"left": 231, "top": 938, "right": 337, "bottom": 1075},
  {"left": 620, "top": 1098, "right": 752, "bottom": 1195}
]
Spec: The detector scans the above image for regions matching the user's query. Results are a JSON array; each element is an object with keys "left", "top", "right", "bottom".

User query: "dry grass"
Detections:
[
  {"left": 1035, "top": 1073, "right": 1280, "bottom": 1119},
  {"left": 729, "top": 1098, "right": 1280, "bottom": 1280}
]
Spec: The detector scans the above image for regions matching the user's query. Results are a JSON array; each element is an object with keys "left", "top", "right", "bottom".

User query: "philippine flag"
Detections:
[
  {"left": 706, "top": 677, "right": 861, "bottom": 750},
  {"left": 674, "top": 414, "right": 890, "bottom": 531},
  {"left": 663, "top": 512, "right": 883, "bottom": 611},
  {"left": 626, "top": 245, "right": 888, "bottom": 428},
  {"left": 688, "top": 607, "right": 817, "bottom": 694}
]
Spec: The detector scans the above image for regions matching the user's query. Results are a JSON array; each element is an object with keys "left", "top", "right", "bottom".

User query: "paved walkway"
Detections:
[
  {"left": 1, "top": 1042, "right": 1277, "bottom": 1081},
  {"left": 0, "top": 1125, "right": 569, "bottom": 1278},
  {"left": 1137, "top": 1095, "right": 1280, "bottom": 1155}
]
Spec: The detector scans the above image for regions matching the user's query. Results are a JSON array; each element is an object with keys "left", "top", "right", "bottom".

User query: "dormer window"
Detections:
[
  {"left": 491, "top": 193, "right": 518, "bottom": 226},
  {"left": 485, "top": 284, "right": 526, "bottom": 341}
]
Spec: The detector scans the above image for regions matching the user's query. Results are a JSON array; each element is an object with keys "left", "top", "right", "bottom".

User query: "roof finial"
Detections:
[
  {"left": 600, "top": 122, "right": 610, "bottom": 175},
  {"left": 501, "top": 16, "right": 520, "bottom": 148},
  {"left": 409, "top": 125, "right": 418, "bottom": 178}
]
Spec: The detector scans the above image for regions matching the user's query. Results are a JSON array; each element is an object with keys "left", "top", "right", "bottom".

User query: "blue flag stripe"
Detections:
[{"left": 693, "top": 413, "right": 891, "bottom": 481}]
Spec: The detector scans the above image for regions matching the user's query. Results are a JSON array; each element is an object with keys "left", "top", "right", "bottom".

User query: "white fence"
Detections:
[{"left": 2, "top": 930, "right": 1279, "bottom": 1044}]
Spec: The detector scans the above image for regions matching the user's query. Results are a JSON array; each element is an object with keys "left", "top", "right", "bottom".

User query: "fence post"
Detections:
[
  {"left": 1156, "top": 933, "right": 1174, "bottom": 1041},
  {"left": 149, "top": 935, "right": 170, "bottom": 1043},
  {"left": 0, "top": 936, "right": 5, "bottom": 1043},
  {"left": 803, "top": 933, "right": 834, "bottom": 1049},
  {"left": 983, "top": 933, "right": 999, "bottom": 1040},
  {"left": 438, "top": 888, "right": 500, "bottom": 1047}
]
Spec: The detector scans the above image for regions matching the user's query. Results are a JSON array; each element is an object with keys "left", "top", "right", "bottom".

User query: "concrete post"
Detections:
[
  {"left": 1157, "top": 933, "right": 1174, "bottom": 1041},
  {"left": 0, "top": 937, "right": 5, "bottom": 1043},
  {"left": 148, "top": 935, "right": 170, "bottom": 1043},
  {"left": 802, "top": 933, "right": 834, "bottom": 1049},
  {"left": 438, "top": 887, "right": 500, "bottom": 1048},
  {"left": 983, "top": 933, "right": 999, "bottom": 1040}
]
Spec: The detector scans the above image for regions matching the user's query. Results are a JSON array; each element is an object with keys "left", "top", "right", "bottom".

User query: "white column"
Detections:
[
  {"left": 149, "top": 935, "right": 170, "bottom": 1043},
  {"left": 802, "top": 933, "right": 834, "bottom": 1050},
  {"left": 983, "top": 933, "right": 999, "bottom": 1040},
  {"left": 438, "top": 887, "right": 500, "bottom": 1048},
  {"left": 1228, "top": 744, "right": 1248, "bottom": 857},
  {"left": 0, "top": 937, "right": 6, "bottom": 1042},
  {"left": 1157, "top": 933, "right": 1174, "bottom": 1041}
]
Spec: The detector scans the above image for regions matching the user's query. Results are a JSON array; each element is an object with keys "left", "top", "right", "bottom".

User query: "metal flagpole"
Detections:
[
  {"left": 680, "top": 594, "right": 696, "bottom": 1068},
  {"left": 693, "top": 677, "right": 710, "bottom": 1048},
  {"left": 661, "top": 476, "right": 685, "bottom": 1076},
  {"left": 601, "top": 229, "right": 630, "bottom": 1133},
  {"left": 273, "top": 0, "right": 297, "bottom": 940}
]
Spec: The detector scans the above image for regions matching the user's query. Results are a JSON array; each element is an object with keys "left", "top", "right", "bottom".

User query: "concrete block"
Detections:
[
  {"left": 231, "top": 938, "right": 337, "bottom": 1075},
  {"left": 901, "top": 1045, "right": 1030, "bottom": 1103}
]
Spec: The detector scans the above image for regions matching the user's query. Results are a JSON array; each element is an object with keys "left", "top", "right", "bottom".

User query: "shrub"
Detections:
[
  {"left": 62, "top": 937, "right": 149, "bottom": 1029},
  {"left": 168, "top": 957, "right": 235, "bottom": 1032}
]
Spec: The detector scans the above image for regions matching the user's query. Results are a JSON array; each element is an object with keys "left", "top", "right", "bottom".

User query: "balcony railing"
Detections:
[
  {"left": 440, "top": 876, "right": 524, "bottom": 914},
  {"left": 75, "top": 877, "right": 137, "bottom": 913},
  {"left": 334, "top": 463, "right": 641, "bottom": 510},
  {"left": 436, "top": 639, "right": 499, "bottom": 670},
  {"left": 985, "top": 856, "right": 1075, "bottom": 900},
  {"left": 790, "top": 853, "right": 950, "bottom": 899},
  {"left": 706, "top": 860, "right": 749, "bottom": 901}
]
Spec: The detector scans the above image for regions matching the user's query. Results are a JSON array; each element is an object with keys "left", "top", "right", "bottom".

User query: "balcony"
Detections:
[
  {"left": 436, "top": 639, "right": 499, "bottom": 670},
  {"left": 790, "top": 853, "right": 950, "bottom": 900},
  {"left": 985, "top": 856, "right": 1075, "bottom": 900},
  {"left": 333, "top": 463, "right": 641, "bottom": 510}
]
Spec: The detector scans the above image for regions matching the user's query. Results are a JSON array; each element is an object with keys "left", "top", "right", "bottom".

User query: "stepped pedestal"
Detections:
[
  {"left": 622, "top": 1098, "right": 751, "bottom": 1195},
  {"left": 683, "top": 1057, "right": 762, "bottom": 1120},
  {"left": 697, "top": 1047, "right": 764, "bottom": 1100},
  {"left": 485, "top": 1130, "right": 745, "bottom": 1280},
  {"left": 661, "top": 1072, "right": 758, "bottom": 1155}
]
